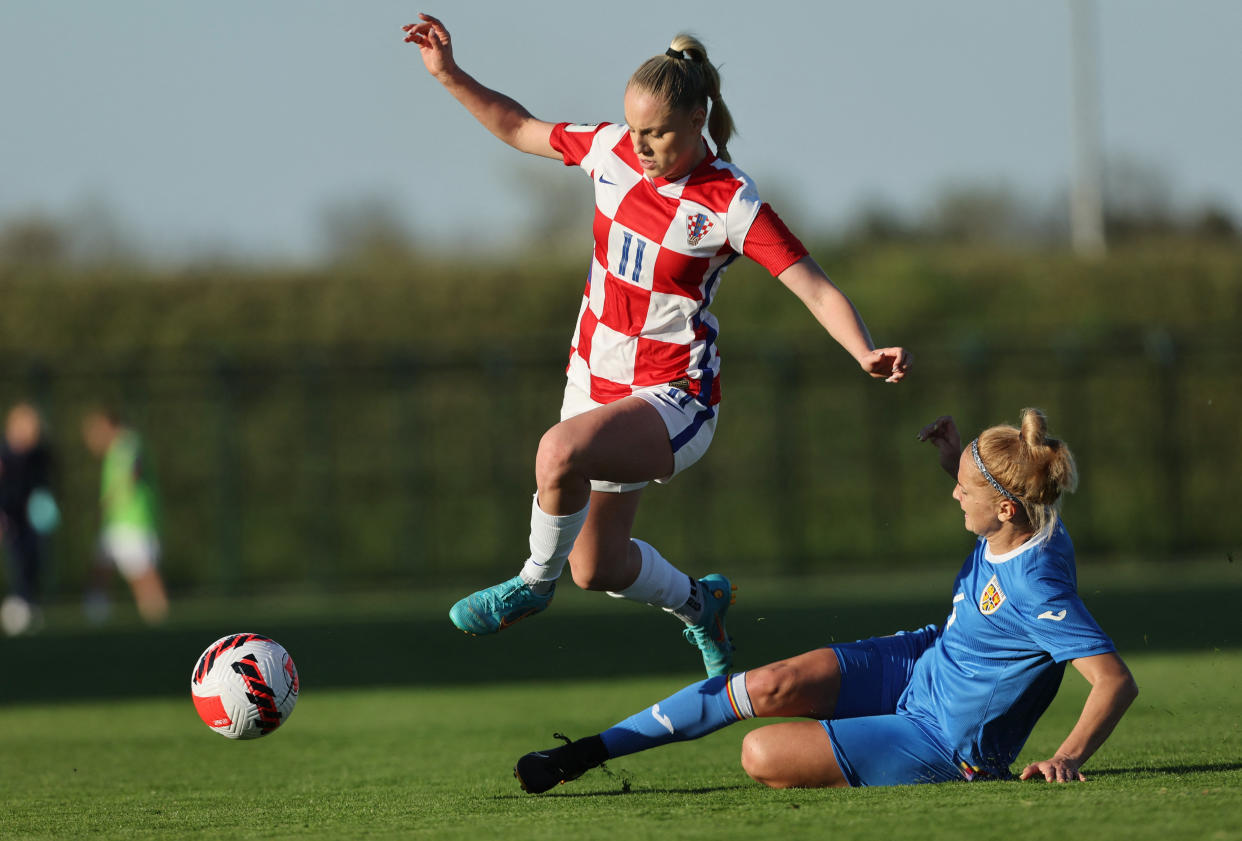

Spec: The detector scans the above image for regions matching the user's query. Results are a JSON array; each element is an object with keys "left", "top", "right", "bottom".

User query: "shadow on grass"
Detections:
[
  {"left": 1085, "top": 762, "right": 1242, "bottom": 777},
  {"left": 1, "top": 581, "right": 1237, "bottom": 706},
  {"left": 493, "top": 785, "right": 751, "bottom": 799}
]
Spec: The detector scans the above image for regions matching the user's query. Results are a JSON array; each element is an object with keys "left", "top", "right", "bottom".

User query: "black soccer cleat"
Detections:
[{"left": 513, "top": 733, "right": 607, "bottom": 794}]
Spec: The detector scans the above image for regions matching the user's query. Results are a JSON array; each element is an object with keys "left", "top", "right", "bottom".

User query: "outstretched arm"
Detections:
[
  {"left": 917, "top": 415, "right": 962, "bottom": 479},
  {"left": 403, "top": 14, "right": 559, "bottom": 159},
  {"left": 1019, "top": 652, "right": 1138, "bottom": 783},
  {"left": 776, "top": 256, "right": 910, "bottom": 383}
]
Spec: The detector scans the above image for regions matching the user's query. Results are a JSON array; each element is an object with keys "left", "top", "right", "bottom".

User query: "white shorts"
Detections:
[
  {"left": 100, "top": 525, "right": 161, "bottom": 581},
  {"left": 560, "top": 380, "right": 719, "bottom": 493}
]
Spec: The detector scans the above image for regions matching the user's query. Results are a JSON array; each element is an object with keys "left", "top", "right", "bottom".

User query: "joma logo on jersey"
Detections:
[
  {"left": 979, "top": 574, "right": 1006, "bottom": 615},
  {"left": 686, "top": 213, "right": 713, "bottom": 246}
]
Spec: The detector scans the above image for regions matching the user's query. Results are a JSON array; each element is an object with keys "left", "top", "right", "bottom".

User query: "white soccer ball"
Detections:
[{"left": 190, "top": 633, "right": 299, "bottom": 739}]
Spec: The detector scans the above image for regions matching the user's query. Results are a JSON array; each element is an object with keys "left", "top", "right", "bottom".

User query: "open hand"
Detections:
[
  {"left": 402, "top": 13, "right": 457, "bottom": 79},
  {"left": 1019, "top": 756, "right": 1086, "bottom": 783}
]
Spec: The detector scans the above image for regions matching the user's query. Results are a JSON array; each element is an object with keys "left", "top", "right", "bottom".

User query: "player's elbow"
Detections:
[
  {"left": 507, "top": 118, "right": 556, "bottom": 158},
  {"left": 1107, "top": 663, "right": 1139, "bottom": 711}
]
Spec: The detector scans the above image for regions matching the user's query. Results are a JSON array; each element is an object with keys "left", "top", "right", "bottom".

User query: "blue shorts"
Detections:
[
  {"left": 828, "top": 625, "right": 938, "bottom": 719},
  {"left": 821, "top": 626, "right": 964, "bottom": 787},
  {"left": 822, "top": 714, "right": 962, "bottom": 787}
]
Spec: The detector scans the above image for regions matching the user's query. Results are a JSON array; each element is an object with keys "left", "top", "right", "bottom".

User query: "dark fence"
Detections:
[{"left": 2, "top": 329, "right": 1238, "bottom": 599}]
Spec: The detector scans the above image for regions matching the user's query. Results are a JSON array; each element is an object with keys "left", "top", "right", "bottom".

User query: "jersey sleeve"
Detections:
[
  {"left": 735, "top": 202, "right": 809, "bottom": 277},
  {"left": 1019, "top": 551, "right": 1116, "bottom": 662},
  {"left": 550, "top": 122, "right": 613, "bottom": 173}
]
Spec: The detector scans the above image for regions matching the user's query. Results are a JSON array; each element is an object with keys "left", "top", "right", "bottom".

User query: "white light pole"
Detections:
[{"left": 1069, "top": 0, "right": 1107, "bottom": 256}]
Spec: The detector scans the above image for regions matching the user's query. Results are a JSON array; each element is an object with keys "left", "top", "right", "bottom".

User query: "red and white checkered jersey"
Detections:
[{"left": 550, "top": 121, "right": 808, "bottom": 406}]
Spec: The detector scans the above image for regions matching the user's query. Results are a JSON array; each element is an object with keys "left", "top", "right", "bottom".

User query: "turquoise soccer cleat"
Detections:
[
  {"left": 683, "top": 573, "right": 736, "bottom": 677},
  {"left": 449, "top": 575, "right": 555, "bottom": 635}
]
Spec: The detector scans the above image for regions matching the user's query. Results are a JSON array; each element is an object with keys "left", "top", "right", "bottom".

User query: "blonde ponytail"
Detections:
[
  {"left": 630, "top": 34, "right": 735, "bottom": 162},
  {"left": 977, "top": 408, "right": 1078, "bottom": 536}
]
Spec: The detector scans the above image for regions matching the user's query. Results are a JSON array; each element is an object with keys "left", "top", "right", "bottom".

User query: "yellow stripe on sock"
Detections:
[{"left": 724, "top": 676, "right": 744, "bottom": 720}]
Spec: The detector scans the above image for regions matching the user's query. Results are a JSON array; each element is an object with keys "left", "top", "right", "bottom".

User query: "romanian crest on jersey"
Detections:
[
  {"left": 686, "top": 213, "right": 714, "bottom": 246},
  {"left": 979, "top": 574, "right": 1006, "bottom": 615}
]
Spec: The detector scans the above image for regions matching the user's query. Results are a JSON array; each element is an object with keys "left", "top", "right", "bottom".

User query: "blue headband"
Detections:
[{"left": 971, "top": 438, "right": 1019, "bottom": 503}]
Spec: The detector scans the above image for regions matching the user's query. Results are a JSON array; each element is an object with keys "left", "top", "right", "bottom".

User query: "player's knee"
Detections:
[
  {"left": 745, "top": 663, "right": 802, "bottom": 715},
  {"left": 740, "top": 731, "right": 787, "bottom": 788},
  {"left": 534, "top": 426, "right": 580, "bottom": 489}
]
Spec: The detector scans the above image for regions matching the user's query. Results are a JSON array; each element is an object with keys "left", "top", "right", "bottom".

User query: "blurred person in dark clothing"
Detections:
[{"left": 0, "top": 402, "right": 60, "bottom": 635}]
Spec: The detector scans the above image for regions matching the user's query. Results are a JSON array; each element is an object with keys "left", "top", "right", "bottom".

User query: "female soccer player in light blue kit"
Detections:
[{"left": 515, "top": 409, "right": 1138, "bottom": 790}]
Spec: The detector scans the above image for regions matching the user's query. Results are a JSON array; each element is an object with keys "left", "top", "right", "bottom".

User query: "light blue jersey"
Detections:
[
  {"left": 597, "top": 519, "right": 1118, "bottom": 788},
  {"left": 898, "top": 521, "right": 1115, "bottom": 777}
]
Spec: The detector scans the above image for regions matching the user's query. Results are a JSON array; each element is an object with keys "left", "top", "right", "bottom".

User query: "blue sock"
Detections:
[{"left": 599, "top": 673, "right": 753, "bottom": 758}]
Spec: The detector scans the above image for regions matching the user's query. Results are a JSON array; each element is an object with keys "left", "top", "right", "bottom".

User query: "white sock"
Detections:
[
  {"left": 729, "top": 672, "right": 755, "bottom": 719},
  {"left": 606, "top": 539, "right": 693, "bottom": 614},
  {"left": 519, "top": 492, "right": 589, "bottom": 594}
]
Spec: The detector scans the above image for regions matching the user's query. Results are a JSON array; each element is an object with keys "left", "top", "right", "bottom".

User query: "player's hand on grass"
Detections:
[
  {"left": 861, "top": 346, "right": 911, "bottom": 383},
  {"left": 403, "top": 13, "right": 457, "bottom": 79},
  {"left": 1019, "top": 756, "right": 1086, "bottom": 783}
]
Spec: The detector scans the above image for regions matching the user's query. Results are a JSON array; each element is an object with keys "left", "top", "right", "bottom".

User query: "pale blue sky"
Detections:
[{"left": 2, "top": 1, "right": 1238, "bottom": 260}]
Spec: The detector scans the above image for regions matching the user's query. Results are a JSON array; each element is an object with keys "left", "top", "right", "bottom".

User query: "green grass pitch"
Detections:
[{"left": 1, "top": 561, "right": 1239, "bottom": 841}]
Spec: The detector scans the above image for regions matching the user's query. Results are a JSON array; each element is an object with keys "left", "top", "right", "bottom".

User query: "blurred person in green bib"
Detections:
[{"left": 81, "top": 408, "right": 168, "bottom": 625}]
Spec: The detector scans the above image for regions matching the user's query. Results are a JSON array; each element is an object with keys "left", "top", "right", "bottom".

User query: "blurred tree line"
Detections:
[{"left": 0, "top": 179, "right": 1239, "bottom": 603}]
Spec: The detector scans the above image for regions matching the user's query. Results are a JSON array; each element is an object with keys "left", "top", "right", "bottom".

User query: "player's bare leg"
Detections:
[
  {"left": 742, "top": 648, "right": 842, "bottom": 719},
  {"left": 450, "top": 397, "right": 668, "bottom": 635},
  {"left": 516, "top": 649, "right": 842, "bottom": 792},
  {"left": 456, "top": 394, "right": 733, "bottom": 673},
  {"left": 533, "top": 395, "right": 673, "bottom": 516},
  {"left": 741, "top": 720, "right": 849, "bottom": 788},
  {"left": 566, "top": 489, "right": 643, "bottom": 592},
  {"left": 536, "top": 397, "right": 733, "bottom": 674},
  {"left": 83, "top": 553, "right": 115, "bottom": 625},
  {"left": 130, "top": 569, "right": 169, "bottom": 625}
]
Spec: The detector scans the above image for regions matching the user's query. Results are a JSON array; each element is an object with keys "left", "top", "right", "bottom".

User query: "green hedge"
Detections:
[
  {"left": 1, "top": 241, "right": 1238, "bottom": 599},
  {"left": 3, "top": 240, "right": 1239, "bottom": 352}
]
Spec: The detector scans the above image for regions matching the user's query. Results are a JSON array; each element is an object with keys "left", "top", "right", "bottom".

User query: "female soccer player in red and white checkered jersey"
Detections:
[{"left": 404, "top": 14, "right": 912, "bottom": 677}]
